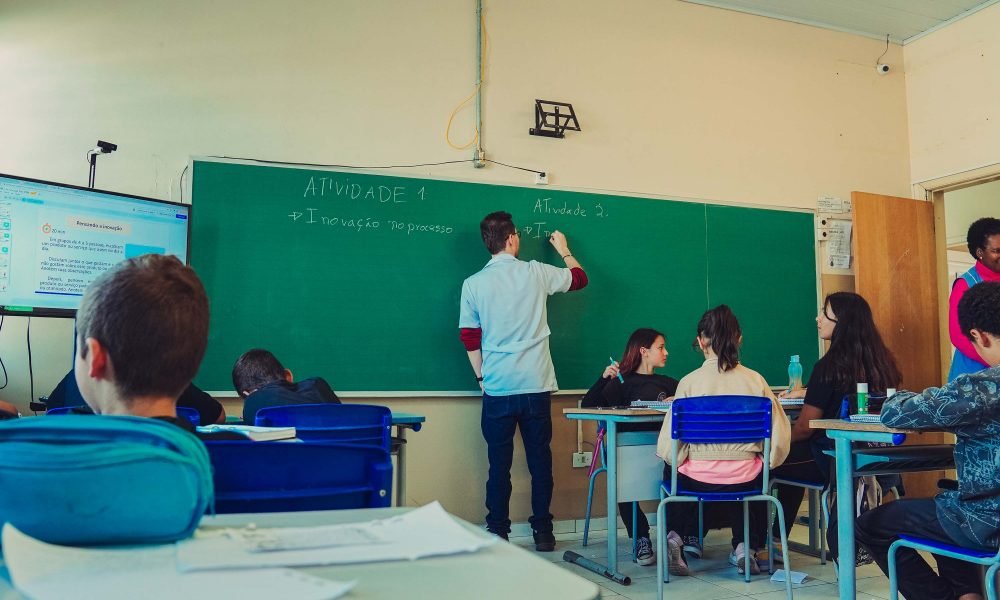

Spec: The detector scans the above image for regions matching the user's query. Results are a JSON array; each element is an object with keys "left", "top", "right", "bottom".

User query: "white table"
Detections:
[{"left": 0, "top": 507, "right": 600, "bottom": 600}]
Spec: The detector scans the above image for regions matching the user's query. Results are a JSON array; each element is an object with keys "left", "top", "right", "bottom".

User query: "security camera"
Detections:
[
  {"left": 876, "top": 63, "right": 890, "bottom": 75},
  {"left": 96, "top": 140, "right": 118, "bottom": 153}
]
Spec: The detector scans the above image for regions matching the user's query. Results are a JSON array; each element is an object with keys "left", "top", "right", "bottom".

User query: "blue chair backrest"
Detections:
[
  {"left": 204, "top": 441, "right": 392, "bottom": 513},
  {"left": 48, "top": 405, "right": 200, "bottom": 427},
  {"left": 46, "top": 406, "right": 87, "bottom": 416},
  {"left": 175, "top": 406, "right": 201, "bottom": 427},
  {"left": 668, "top": 395, "right": 773, "bottom": 493},
  {"left": 254, "top": 403, "right": 391, "bottom": 449}
]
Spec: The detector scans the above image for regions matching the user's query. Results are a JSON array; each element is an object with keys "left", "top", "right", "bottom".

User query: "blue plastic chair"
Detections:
[
  {"left": 46, "top": 405, "right": 200, "bottom": 427},
  {"left": 656, "top": 396, "right": 793, "bottom": 599},
  {"left": 254, "top": 403, "right": 391, "bottom": 449},
  {"left": 888, "top": 535, "right": 1000, "bottom": 599},
  {"left": 204, "top": 441, "right": 392, "bottom": 513}
]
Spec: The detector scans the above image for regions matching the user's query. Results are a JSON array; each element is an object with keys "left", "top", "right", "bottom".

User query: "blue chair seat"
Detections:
[
  {"left": 673, "top": 488, "right": 762, "bottom": 501},
  {"left": 897, "top": 534, "right": 996, "bottom": 558},
  {"left": 889, "top": 534, "right": 1000, "bottom": 599},
  {"left": 255, "top": 403, "right": 392, "bottom": 450}
]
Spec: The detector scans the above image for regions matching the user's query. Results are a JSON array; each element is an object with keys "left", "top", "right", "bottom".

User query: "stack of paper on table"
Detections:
[
  {"left": 195, "top": 424, "right": 296, "bottom": 441},
  {"left": 2, "top": 501, "right": 492, "bottom": 599},
  {"left": 177, "top": 501, "right": 496, "bottom": 570},
  {"left": 2, "top": 525, "right": 353, "bottom": 600}
]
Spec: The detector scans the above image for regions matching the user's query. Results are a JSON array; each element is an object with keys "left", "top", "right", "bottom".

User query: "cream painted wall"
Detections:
[
  {"left": 944, "top": 179, "right": 1000, "bottom": 245},
  {"left": 904, "top": 2, "right": 1000, "bottom": 184},
  {"left": 0, "top": 0, "right": 912, "bottom": 522}
]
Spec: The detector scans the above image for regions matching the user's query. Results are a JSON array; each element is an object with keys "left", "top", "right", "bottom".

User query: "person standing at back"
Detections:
[
  {"left": 459, "top": 211, "right": 589, "bottom": 551},
  {"left": 948, "top": 217, "right": 1000, "bottom": 381}
]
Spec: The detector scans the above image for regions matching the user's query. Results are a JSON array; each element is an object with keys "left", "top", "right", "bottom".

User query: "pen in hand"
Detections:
[{"left": 609, "top": 357, "right": 624, "bottom": 383}]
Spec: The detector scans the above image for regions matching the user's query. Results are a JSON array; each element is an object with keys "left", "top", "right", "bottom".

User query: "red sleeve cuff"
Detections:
[
  {"left": 460, "top": 327, "right": 482, "bottom": 351},
  {"left": 569, "top": 267, "right": 588, "bottom": 291}
]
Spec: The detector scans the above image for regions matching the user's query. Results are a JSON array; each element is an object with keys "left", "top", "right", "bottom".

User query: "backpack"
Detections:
[{"left": 0, "top": 415, "right": 214, "bottom": 545}]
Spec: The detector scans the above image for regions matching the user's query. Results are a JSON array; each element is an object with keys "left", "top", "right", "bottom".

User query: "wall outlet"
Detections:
[
  {"left": 535, "top": 172, "right": 548, "bottom": 185},
  {"left": 572, "top": 451, "right": 593, "bottom": 468}
]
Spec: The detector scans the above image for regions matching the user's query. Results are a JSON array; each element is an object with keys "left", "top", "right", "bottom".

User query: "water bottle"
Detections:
[
  {"left": 857, "top": 382, "right": 869, "bottom": 415},
  {"left": 787, "top": 355, "right": 803, "bottom": 392}
]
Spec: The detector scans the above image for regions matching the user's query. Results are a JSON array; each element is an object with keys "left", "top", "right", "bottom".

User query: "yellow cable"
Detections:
[{"left": 444, "top": 8, "right": 490, "bottom": 151}]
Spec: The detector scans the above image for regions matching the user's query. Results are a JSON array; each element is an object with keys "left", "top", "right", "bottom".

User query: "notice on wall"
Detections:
[
  {"left": 826, "top": 219, "right": 852, "bottom": 269},
  {"left": 817, "top": 196, "right": 852, "bottom": 214}
]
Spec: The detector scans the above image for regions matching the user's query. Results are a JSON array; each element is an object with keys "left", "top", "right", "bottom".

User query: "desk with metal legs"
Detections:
[
  {"left": 564, "top": 408, "right": 665, "bottom": 582},
  {"left": 810, "top": 419, "right": 953, "bottom": 599},
  {"left": 390, "top": 412, "right": 425, "bottom": 507}
]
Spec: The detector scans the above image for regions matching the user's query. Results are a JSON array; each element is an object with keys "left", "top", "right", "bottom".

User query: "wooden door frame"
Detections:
[{"left": 912, "top": 163, "right": 1000, "bottom": 382}]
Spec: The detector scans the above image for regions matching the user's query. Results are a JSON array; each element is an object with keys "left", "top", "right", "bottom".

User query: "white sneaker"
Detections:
[
  {"left": 666, "top": 531, "right": 690, "bottom": 576},
  {"left": 730, "top": 542, "right": 761, "bottom": 575},
  {"left": 634, "top": 536, "right": 655, "bottom": 566}
]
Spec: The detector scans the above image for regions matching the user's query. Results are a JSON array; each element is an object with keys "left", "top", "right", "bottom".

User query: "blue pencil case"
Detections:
[{"left": 0, "top": 415, "right": 213, "bottom": 546}]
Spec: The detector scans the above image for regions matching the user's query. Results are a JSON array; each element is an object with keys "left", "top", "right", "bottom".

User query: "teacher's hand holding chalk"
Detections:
[{"left": 548, "top": 230, "right": 582, "bottom": 270}]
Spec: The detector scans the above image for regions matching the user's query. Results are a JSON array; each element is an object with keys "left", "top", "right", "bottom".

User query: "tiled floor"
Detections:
[{"left": 509, "top": 524, "right": 895, "bottom": 600}]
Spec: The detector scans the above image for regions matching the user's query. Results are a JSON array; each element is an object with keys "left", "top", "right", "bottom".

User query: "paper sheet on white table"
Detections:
[
  {"left": 177, "top": 501, "right": 496, "bottom": 571},
  {"left": 1, "top": 524, "right": 353, "bottom": 600}
]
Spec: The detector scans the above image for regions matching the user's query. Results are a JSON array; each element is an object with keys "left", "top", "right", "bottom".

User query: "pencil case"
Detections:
[{"left": 0, "top": 415, "right": 213, "bottom": 546}]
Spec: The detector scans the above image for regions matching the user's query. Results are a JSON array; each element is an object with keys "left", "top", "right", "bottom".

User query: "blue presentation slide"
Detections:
[{"left": 0, "top": 175, "right": 189, "bottom": 312}]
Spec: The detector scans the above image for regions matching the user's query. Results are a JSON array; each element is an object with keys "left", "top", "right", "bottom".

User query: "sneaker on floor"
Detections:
[
  {"left": 756, "top": 541, "right": 784, "bottom": 567},
  {"left": 730, "top": 543, "right": 761, "bottom": 575},
  {"left": 666, "top": 531, "right": 690, "bottom": 576},
  {"left": 634, "top": 536, "right": 656, "bottom": 566},
  {"left": 487, "top": 528, "right": 508, "bottom": 541},
  {"left": 532, "top": 530, "right": 555, "bottom": 552},
  {"left": 681, "top": 535, "right": 703, "bottom": 559}
]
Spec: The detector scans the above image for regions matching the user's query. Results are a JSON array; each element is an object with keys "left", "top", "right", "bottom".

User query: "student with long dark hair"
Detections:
[
  {"left": 582, "top": 328, "right": 679, "bottom": 566},
  {"left": 773, "top": 292, "right": 902, "bottom": 555},
  {"left": 655, "top": 305, "right": 790, "bottom": 576}
]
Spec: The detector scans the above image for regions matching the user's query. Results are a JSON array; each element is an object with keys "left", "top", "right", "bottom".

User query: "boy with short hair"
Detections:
[
  {"left": 232, "top": 349, "right": 340, "bottom": 424},
  {"left": 74, "top": 254, "right": 239, "bottom": 439},
  {"left": 856, "top": 281, "right": 1000, "bottom": 600}
]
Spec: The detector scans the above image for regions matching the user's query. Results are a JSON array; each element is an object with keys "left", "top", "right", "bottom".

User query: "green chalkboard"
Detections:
[{"left": 190, "top": 159, "right": 818, "bottom": 392}]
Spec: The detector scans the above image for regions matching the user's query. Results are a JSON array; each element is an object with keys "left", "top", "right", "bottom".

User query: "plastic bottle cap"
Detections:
[
  {"left": 857, "top": 383, "right": 869, "bottom": 393},
  {"left": 790, "top": 355, "right": 800, "bottom": 362}
]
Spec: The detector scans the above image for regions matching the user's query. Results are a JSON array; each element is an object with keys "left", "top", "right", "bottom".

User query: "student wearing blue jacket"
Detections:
[{"left": 856, "top": 281, "right": 1000, "bottom": 600}]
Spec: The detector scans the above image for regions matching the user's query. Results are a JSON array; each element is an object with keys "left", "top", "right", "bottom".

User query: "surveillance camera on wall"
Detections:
[{"left": 876, "top": 63, "right": 890, "bottom": 75}]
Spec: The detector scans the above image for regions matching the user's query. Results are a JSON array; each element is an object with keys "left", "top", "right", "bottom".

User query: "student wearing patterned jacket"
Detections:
[{"left": 856, "top": 281, "right": 1000, "bottom": 600}]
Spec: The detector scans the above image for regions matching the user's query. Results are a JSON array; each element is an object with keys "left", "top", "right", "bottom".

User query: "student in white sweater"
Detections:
[{"left": 656, "top": 305, "right": 791, "bottom": 576}]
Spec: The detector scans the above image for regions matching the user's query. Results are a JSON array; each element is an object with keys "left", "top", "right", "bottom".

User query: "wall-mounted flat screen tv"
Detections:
[{"left": 0, "top": 173, "right": 190, "bottom": 317}]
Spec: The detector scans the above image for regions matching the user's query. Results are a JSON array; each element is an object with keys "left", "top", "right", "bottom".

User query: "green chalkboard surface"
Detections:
[{"left": 190, "top": 159, "right": 818, "bottom": 392}]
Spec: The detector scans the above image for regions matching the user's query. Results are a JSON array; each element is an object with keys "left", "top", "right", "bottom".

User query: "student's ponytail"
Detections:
[{"left": 696, "top": 305, "right": 742, "bottom": 372}]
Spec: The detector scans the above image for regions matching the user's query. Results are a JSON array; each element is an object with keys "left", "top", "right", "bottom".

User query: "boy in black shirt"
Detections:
[{"left": 232, "top": 349, "right": 340, "bottom": 424}]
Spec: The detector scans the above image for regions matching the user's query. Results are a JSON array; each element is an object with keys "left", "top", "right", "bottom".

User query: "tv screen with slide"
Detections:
[{"left": 0, "top": 173, "right": 190, "bottom": 316}]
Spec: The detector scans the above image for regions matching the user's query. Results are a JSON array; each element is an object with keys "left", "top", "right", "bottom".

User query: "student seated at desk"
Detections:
[
  {"left": 74, "top": 254, "right": 241, "bottom": 441},
  {"left": 582, "top": 327, "right": 679, "bottom": 567},
  {"left": 232, "top": 349, "right": 340, "bottom": 424},
  {"left": 656, "top": 305, "right": 790, "bottom": 577},
  {"left": 856, "top": 281, "right": 1000, "bottom": 600},
  {"left": 773, "top": 292, "right": 901, "bottom": 556},
  {"left": 47, "top": 369, "right": 227, "bottom": 425}
]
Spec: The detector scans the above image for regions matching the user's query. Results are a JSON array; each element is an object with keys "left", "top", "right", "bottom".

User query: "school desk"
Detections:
[
  {"left": 390, "top": 412, "right": 425, "bottom": 507},
  {"left": 810, "top": 419, "right": 955, "bottom": 599},
  {"left": 563, "top": 407, "right": 665, "bottom": 582},
  {"left": 0, "top": 505, "right": 600, "bottom": 600}
]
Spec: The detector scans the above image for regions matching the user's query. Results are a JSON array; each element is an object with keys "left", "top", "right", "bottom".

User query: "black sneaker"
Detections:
[
  {"left": 681, "top": 535, "right": 703, "bottom": 559},
  {"left": 487, "top": 528, "right": 509, "bottom": 541},
  {"left": 533, "top": 530, "right": 556, "bottom": 552}
]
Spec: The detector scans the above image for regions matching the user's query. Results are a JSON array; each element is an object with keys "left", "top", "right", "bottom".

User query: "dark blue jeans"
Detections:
[{"left": 481, "top": 392, "right": 554, "bottom": 534}]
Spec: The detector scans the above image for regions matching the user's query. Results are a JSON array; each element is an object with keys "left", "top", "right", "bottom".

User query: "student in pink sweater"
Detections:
[{"left": 656, "top": 305, "right": 790, "bottom": 576}]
